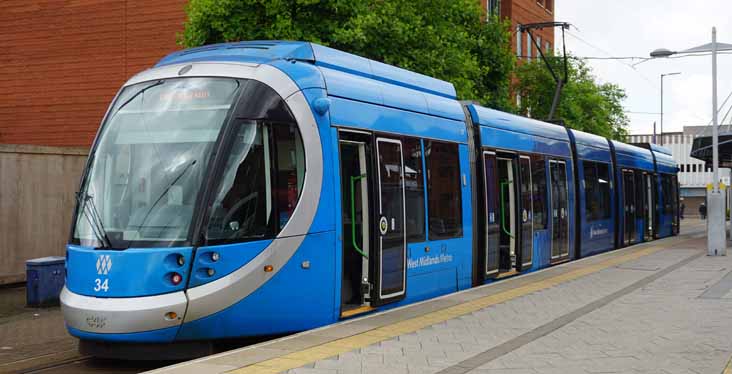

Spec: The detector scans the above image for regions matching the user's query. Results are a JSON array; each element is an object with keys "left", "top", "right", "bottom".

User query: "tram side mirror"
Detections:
[{"left": 229, "top": 221, "right": 240, "bottom": 231}]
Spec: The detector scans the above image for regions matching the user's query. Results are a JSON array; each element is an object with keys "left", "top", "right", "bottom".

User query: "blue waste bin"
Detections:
[{"left": 26, "top": 256, "right": 66, "bottom": 307}]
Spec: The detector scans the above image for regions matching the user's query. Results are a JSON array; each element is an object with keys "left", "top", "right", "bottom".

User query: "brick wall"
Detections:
[
  {"left": 481, "top": 0, "right": 555, "bottom": 58},
  {"left": 0, "top": 0, "right": 188, "bottom": 147},
  {"left": 504, "top": 0, "right": 555, "bottom": 58},
  {"left": 1, "top": 1, "right": 551, "bottom": 148}
]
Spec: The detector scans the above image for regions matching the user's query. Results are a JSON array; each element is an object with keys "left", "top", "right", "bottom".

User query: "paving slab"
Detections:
[{"left": 148, "top": 220, "right": 730, "bottom": 374}]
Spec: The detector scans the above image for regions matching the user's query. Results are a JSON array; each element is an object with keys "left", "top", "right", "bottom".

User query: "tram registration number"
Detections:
[{"left": 94, "top": 278, "right": 109, "bottom": 292}]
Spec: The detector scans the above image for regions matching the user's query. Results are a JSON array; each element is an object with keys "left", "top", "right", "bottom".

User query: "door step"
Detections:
[
  {"left": 340, "top": 305, "right": 375, "bottom": 319},
  {"left": 496, "top": 270, "right": 520, "bottom": 279}
]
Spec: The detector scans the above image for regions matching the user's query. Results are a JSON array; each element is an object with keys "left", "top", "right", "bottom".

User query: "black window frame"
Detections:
[
  {"left": 202, "top": 119, "right": 305, "bottom": 246},
  {"left": 531, "top": 155, "right": 548, "bottom": 230},
  {"left": 582, "top": 161, "right": 612, "bottom": 222},
  {"left": 402, "top": 137, "right": 427, "bottom": 243},
  {"left": 425, "top": 140, "right": 463, "bottom": 240}
]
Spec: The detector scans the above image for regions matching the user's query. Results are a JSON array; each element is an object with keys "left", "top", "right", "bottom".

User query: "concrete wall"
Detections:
[{"left": 0, "top": 145, "right": 88, "bottom": 285}]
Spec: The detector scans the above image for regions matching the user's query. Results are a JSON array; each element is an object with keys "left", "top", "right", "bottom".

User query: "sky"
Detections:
[{"left": 555, "top": 0, "right": 732, "bottom": 136}]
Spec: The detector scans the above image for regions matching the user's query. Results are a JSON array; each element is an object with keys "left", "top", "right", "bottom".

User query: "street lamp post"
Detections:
[
  {"left": 660, "top": 72, "right": 681, "bottom": 146},
  {"left": 651, "top": 27, "right": 732, "bottom": 256}
]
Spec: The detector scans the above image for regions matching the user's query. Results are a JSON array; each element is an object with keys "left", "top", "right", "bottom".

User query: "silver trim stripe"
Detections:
[{"left": 60, "top": 287, "right": 187, "bottom": 334}]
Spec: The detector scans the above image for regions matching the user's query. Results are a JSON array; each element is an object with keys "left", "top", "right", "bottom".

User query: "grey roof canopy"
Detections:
[{"left": 690, "top": 130, "right": 732, "bottom": 167}]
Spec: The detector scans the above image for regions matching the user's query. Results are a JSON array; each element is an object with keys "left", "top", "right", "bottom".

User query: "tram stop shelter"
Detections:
[{"left": 690, "top": 130, "right": 732, "bottom": 168}]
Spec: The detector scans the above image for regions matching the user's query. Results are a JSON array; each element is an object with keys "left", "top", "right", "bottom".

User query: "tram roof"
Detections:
[
  {"left": 611, "top": 140, "right": 656, "bottom": 170},
  {"left": 155, "top": 41, "right": 457, "bottom": 100},
  {"left": 568, "top": 129, "right": 611, "bottom": 150},
  {"left": 467, "top": 105, "right": 570, "bottom": 143}
]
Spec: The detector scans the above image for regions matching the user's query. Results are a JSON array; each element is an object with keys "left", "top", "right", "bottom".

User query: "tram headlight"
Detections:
[
  {"left": 171, "top": 273, "right": 183, "bottom": 285},
  {"left": 206, "top": 268, "right": 215, "bottom": 277},
  {"left": 211, "top": 252, "right": 220, "bottom": 262},
  {"left": 177, "top": 255, "right": 185, "bottom": 266}
]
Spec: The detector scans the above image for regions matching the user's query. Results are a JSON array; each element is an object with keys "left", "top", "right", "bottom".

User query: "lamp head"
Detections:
[{"left": 650, "top": 48, "right": 676, "bottom": 58}]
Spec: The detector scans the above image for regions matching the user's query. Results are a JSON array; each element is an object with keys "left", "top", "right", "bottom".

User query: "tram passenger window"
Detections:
[
  {"left": 403, "top": 138, "right": 426, "bottom": 243},
  {"left": 425, "top": 141, "right": 463, "bottom": 240},
  {"left": 205, "top": 121, "right": 305, "bottom": 243},
  {"left": 531, "top": 156, "right": 548, "bottom": 230},
  {"left": 583, "top": 161, "right": 611, "bottom": 221}
]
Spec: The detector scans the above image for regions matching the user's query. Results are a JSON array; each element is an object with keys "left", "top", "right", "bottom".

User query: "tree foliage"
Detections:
[
  {"left": 514, "top": 56, "right": 629, "bottom": 140},
  {"left": 181, "top": 0, "right": 516, "bottom": 110}
]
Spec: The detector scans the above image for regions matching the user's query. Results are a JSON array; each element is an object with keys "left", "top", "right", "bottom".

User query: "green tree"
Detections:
[
  {"left": 181, "top": 0, "right": 516, "bottom": 110},
  {"left": 514, "top": 56, "right": 629, "bottom": 140}
]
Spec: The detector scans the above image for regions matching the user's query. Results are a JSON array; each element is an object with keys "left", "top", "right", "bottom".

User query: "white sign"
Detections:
[{"left": 407, "top": 254, "right": 454, "bottom": 269}]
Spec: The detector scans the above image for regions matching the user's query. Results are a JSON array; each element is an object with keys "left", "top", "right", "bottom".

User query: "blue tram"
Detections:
[{"left": 60, "top": 41, "right": 679, "bottom": 355}]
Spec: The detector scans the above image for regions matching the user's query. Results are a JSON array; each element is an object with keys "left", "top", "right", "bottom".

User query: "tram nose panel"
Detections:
[{"left": 65, "top": 245, "right": 193, "bottom": 297}]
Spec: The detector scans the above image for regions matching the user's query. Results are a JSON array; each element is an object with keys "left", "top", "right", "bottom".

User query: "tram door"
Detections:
[
  {"left": 373, "top": 138, "right": 407, "bottom": 305},
  {"left": 622, "top": 170, "right": 637, "bottom": 245},
  {"left": 671, "top": 176, "right": 679, "bottom": 235},
  {"left": 339, "top": 134, "right": 407, "bottom": 315},
  {"left": 484, "top": 151, "right": 531, "bottom": 276},
  {"left": 497, "top": 156, "right": 517, "bottom": 273},
  {"left": 643, "top": 173, "right": 654, "bottom": 239},
  {"left": 483, "top": 152, "right": 500, "bottom": 277},
  {"left": 549, "top": 160, "right": 569, "bottom": 261},
  {"left": 518, "top": 156, "right": 533, "bottom": 270},
  {"left": 339, "top": 137, "right": 372, "bottom": 313}
]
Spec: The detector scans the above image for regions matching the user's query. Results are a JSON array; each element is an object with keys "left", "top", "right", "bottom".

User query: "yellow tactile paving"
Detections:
[
  {"left": 724, "top": 355, "right": 732, "bottom": 374},
  {"left": 227, "top": 241, "right": 681, "bottom": 374}
]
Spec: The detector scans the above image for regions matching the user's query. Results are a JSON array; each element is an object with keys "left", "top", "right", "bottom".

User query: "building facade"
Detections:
[
  {"left": 483, "top": 0, "right": 555, "bottom": 59},
  {"left": 0, "top": 1, "right": 552, "bottom": 149},
  {"left": 0, "top": 1, "right": 187, "bottom": 147},
  {"left": 629, "top": 126, "right": 731, "bottom": 217}
]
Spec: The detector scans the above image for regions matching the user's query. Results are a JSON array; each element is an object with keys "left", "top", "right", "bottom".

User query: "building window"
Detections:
[
  {"left": 487, "top": 0, "right": 501, "bottom": 17},
  {"left": 426, "top": 141, "right": 463, "bottom": 240},
  {"left": 403, "top": 138, "right": 425, "bottom": 243},
  {"left": 517, "top": 30, "right": 522, "bottom": 58},
  {"left": 583, "top": 161, "right": 611, "bottom": 221},
  {"left": 545, "top": 41, "right": 551, "bottom": 54},
  {"left": 545, "top": 0, "right": 553, "bottom": 12},
  {"left": 532, "top": 155, "right": 548, "bottom": 230},
  {"left": 537, "top": 36, "right": 542, "bottom": 59},
  {"left": 526, "top": 32, "right": 532, "bottom": 59}
]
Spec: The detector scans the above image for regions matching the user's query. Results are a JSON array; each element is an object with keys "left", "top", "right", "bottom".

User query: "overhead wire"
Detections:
[{"left": 563, "top": 28, "right": 732, "bottom": 131}]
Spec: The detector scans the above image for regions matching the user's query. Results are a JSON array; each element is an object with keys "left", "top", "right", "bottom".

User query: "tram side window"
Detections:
[
  {"left": 425, "top": 141, "right": 463, "bottom": 240},
  {"left": 583, "top": 161, "right": 611, "bottom": 221},
  {"left": 531, "top": 156, "right": 548, "bottom": 230},
  {"left": 403, "top": 138, "right": 426, "bottom": 243},
  {"left": 205, "top": 121, "right": 305, "bottom": 243},
  {"left": 271, "top": 122, "right": 306, "bottom": 229}
]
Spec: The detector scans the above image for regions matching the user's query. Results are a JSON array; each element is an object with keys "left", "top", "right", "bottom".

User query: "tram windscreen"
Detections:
[{"left": 72, "top": 77, "right": 240, "bottom": 247}]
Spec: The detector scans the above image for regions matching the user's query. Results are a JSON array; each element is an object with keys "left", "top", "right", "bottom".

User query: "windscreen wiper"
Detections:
[
  {"left": 129, "top": 159, "right": 197, "bottom": 248},
  {"left": 76, "top": 192, "right": 113, "bottom": 249},
  {"left": 109, "top": 80, "right": 165, "bottom": 119}
]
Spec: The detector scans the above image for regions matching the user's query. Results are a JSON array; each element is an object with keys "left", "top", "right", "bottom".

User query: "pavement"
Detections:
[
  {"left": 148, "top": 218, "right": 732, "bottom": 374},
  {"left": 0, "top": 285, "right": 79, "bottom": 373},
  {"left": 3, "top": 219, "right": 730, "bottom": 374}
]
